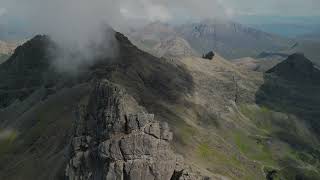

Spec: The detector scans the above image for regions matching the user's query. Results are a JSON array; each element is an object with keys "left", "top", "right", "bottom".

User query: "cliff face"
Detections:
[{"left": 66, "top": 80, "right": 209, "bottom": 180}]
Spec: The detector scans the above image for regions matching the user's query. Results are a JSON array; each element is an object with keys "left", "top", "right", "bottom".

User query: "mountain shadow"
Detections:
[
  {"left": 92, "top": 32, "right": 195, "bottom": 109},
  {"left": 255, "top": 53, "right": 320, "bottom": 179}
]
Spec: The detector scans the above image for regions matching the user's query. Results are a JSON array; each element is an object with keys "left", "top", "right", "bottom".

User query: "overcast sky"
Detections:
[
  {"left": 1, "top": 0, "right": 320, "bottom": 21},
  {"left": 0, "top": 0, "right": 319, "bottom": 72},
  {"left": 0, "top": 0, "right": 319, "bottom": 38},
  {"left": 221, "top": 0, "right": 320, "bottom": 16},
  {"left": 0, "top": 0, "right": 318, "bottom": 42}
]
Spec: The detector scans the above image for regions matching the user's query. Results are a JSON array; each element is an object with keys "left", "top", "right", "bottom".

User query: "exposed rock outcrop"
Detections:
[
  {"left": 202, "top": 51, "right": 215, "bottom": 60},
  {"left": 66, "top": 80, "right": 210, "bottom": 180}
]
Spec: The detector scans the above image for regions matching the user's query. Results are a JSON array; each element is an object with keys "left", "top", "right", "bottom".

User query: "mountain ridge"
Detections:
[
  {"left": 1, "top": 31, "right": 320, "bottom": 180},
  {"left": 129, "top": 20, "right": 293, "bottom": 59}
]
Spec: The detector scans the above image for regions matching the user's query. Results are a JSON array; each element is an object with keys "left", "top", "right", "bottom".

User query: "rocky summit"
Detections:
[{"left": 66, "top": 80, "right": 209, "bottom": 180}]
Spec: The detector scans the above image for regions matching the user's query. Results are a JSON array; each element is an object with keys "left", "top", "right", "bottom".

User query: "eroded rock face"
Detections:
[{"left": 66, "top": 80, "right": 208, "bottom": 180}]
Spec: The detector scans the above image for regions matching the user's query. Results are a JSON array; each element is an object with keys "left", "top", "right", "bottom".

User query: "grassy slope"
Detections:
[
  {"left": 236, "top": 104, "right": 320, "bottom": 179},
  {"left": 1, "top": 53, "right": 318, "bottom": 180},
  {"left": 171, "top": 56, "right": 266, "bottom": 179},
  {"left": 231, "top": 57, "right": 283, "bottom": 72},
  {"left": 109, "top": 53, "right": 266, "bottom": 179},
  {"left": 104, "top": 50, "right": 320, "bottom": 179},
  {"left": 158, "top": 55, "right": 320, "bottom": 180}
]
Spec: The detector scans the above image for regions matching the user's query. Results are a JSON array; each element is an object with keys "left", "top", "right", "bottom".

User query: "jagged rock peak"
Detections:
[
  {"left": 14, "top": 34, "right": 52, "bottom": 53},
  {"left": 202, "top": 51, "right": 215, "bottom": 60},
  {"left": 3, "top": 35, "right": 53, "bottom": 65},
  {"left": 115, "top": 32, "right": 134, "bottom": 46},
  {"left": 66, "top": 80, "right": 210, "bottom": 180}
]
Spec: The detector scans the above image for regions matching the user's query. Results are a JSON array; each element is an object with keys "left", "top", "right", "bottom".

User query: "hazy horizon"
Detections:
[{"left": 0, "top": 0, "right": 320, "bottom": 40}]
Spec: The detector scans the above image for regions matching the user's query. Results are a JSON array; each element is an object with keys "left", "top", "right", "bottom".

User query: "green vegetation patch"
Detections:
[
  {"left": 238, "top": 103, "right": 320, "bottom": 178},
  {"left": 233, "top": 131, "right": 276, "bottom": 167},
  {"left": 197, "top": 142, "right": 212, "bottom": 158},
  {"left": 239, "top": 104, "right": 275, "bottom": 131},
  {"left": 0, "top": 129, "right": 18, "bottom": 156},
  {"left": 195, "top": 140, "right": 240, "bottom": 167},
  {"left": 194, "top": 139, "right": 262, "bottom": 179},
  {"left": 279, "top": 166, "right": 320, "bottom": 180},
  {"left": 175, "top": 124, "right": 197, "bottom": 145}
]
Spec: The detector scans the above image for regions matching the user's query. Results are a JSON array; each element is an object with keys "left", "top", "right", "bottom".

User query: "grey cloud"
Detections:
[
  {"left": 0, "top": 0, "right": 229, "bottom": 72},
  {"left": 0, "top": 0, "right": 318, "bottom": 72}
]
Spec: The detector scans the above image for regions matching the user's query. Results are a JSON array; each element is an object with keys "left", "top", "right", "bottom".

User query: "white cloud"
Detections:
[
  {"left": 0, "top": 0, "right": 318, "bottom": 73},
  {"left": 145, "top": 4, "right": 172, "bottom": 22},
  {"left": 0, "top": 8, "right": 7, "bottom": 16},
  {"left": 220, "top": 0, "right": 320, "bottom": 17},
  {"left": 225, "top": 7, "right": 235, "bottom": 18},
  {"left": 120, "top": 1, "right": 172, "bottom": 22}
]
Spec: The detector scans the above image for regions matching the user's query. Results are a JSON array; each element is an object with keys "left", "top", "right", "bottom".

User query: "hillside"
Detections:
[
  {"left": 0, "top": 32, "right": 320, "bottom": 180},
  {"left": 152, "top": 36, "right": 197, "bottom": 58},
  {"left": 231, "top": 57, "right": 283, "bottom": 72},
  {"left": 128, "top": 22, "right": 177, "bottom": 54},
  {"left": 176, "top": 20, "right": 293, "bottom": 59}
]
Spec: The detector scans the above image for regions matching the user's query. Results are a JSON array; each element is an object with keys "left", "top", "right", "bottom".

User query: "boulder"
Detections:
[{"left": 202, "top": 51, "right": 215, "bottom": 60}]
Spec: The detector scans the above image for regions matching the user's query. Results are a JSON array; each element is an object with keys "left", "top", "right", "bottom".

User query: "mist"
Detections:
[
  {"left": 1, "top": 0, "right": 231, "bottom": 73},
  {"left": 10, "top": 0, "right": 124, "bottom": 73}
]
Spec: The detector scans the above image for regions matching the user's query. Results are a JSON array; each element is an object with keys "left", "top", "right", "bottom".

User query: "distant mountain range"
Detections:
[
  {"left": 235, "top": 15, "right": 320, "bottom": 38},
  {"left": 246, "top": 24, "right": 320, "bottom": 38},
  {"left": 231, "top": 39, "right": 320, "bottom": 71},
  {"left": 129, "top": 20, "right": 294, "bottom": 59}
]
